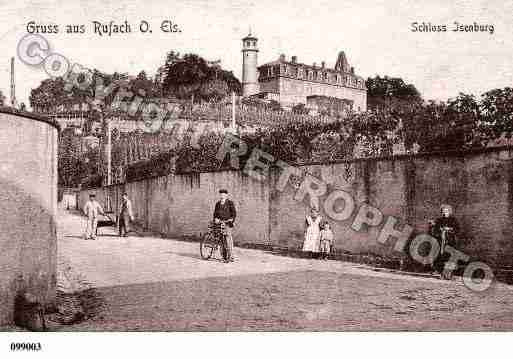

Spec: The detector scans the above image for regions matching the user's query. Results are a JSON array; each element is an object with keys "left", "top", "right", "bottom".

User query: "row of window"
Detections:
[{"left": 260, "top": 65, "right": 363, "bottom": 88}]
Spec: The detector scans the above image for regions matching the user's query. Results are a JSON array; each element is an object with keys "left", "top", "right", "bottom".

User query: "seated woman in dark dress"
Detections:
[{"left": 429, "top": 204, "right": 460, "bottom": 280}]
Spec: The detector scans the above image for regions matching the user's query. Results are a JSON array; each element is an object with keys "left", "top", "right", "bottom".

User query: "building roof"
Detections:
[
  {"left": 258, "top": 58, "right": 366, "bottom": 82},
  {"left": 334, "top": 51, "right": 350, "bottom": 73},
  {"left": 242, "top": 32, "right": 257, "bottom": 41},
  {"left": 258, "top": 52, "right": 361, "bottom": 74}
]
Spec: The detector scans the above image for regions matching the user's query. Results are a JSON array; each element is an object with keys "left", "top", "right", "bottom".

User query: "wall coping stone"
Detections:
[
  {"left": 94, "top": 144, "right": 513, "bottom": 189},
  {"left": 0, "top": 106, "right": 61, "bottom": 132}
]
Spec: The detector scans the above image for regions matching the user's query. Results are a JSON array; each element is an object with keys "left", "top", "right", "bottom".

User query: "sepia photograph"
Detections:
[{"left": 0, "top": 0, "right": 512, "bottom": 357}]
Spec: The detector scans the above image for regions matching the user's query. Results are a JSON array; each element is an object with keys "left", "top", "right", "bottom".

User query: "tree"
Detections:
[
  {"left": 161, "top": 52, "right": 241, "bottom": 101},
  {"left": 0, "top": 90, "right": 5, "bottom": 106},
  {"left": 154, "top": 65, "right": 166, "bottom": 97},
  {"left": 366, "top": 75, "right": 422, "bottom": 111},
  {"left": 480, "top": 87, "right": 513, "bottom": 140},
  {"left": 399, "top": 94, "right": 483, "bottom": 153},
  {"left": 29, "top": 78, "right": 67, "bottom": 112},
  {"left": 58, "top": 127, "right": 82, "bottom": 187},
  {"left": 445, "top": 93, "right": 483, "bottom": 148},
  {"left": 128, "top": 70, "right": 158, "bottom": 98},
  {"left": 199, "top": 79, "right": 229, "bottom": 102}
]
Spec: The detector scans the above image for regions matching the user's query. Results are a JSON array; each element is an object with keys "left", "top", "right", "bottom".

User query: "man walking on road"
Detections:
[
  {"left": 213, "top": 189, "right": 237, "bottom": 262},
  {"left": 83, "top": 193, "right": 105, "bottom": 240},
  {"left": 118, "top": 192, "right": 134, "bottom": 237}
]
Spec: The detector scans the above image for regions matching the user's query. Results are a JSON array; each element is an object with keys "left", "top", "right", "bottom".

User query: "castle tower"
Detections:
[{"left": 241, "top": 32, "right": 259, "bottom": 97}]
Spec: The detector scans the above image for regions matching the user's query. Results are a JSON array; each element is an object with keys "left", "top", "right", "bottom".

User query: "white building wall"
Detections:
[{"left": 277, "top": 77, "right": 367, "bottom": 111}]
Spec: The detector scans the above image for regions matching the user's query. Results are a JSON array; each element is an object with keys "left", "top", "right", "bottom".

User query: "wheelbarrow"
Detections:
[{"left": 96, "top": 212, "right": 116, "bottom": 236}]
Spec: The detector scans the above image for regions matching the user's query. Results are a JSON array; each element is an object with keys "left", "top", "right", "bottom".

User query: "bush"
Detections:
[{"left": 125, "top": 150, "right": 177, "bottom": 182}]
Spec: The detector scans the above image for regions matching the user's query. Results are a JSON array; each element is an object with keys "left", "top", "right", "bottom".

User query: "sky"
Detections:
[{"left": 0, "top": 0, "right": 512, "bottom": 107}]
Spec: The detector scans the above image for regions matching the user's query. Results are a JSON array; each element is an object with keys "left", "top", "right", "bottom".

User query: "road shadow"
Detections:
[
  {"left": 96, "top": 234, "right": 122, "bottom": 238},
  {"left": 34, "top": 269, "right": 508, "bottom": 331},
  {"left": 63, "top": 235, "right": 84, "bottom": 240},
  {"left": 164, "top": 250, "right": 227, "bottom": 263}
]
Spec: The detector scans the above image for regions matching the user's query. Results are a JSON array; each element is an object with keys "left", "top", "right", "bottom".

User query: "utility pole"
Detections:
[
  {"left": 231, "top": 91, "right": 237, "bottom": 134},
  {"left": 101, "top": 114, "right": 112, "bottom": 212},
  {"left": 106, "top": 117, "right": 112, "bottom": 188},
  {"left": 10, "top": 57, "right": 17, "bottom": 108}
]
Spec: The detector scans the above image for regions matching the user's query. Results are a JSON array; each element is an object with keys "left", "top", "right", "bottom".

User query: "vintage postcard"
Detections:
[{"left": 0, "top": 0, "right": 512, "bottom": 357}]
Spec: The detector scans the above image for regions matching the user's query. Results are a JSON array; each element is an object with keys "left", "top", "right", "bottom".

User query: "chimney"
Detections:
[
  {"left": 313, "top": 62, "right": 317, "bottom": 68},
  {"left": 321, "top": 61, "right": 325, "bottom": 68},
  {"left": 279, "top": 54, "right": 286, "bottom": 62},
  {"left": 291, "top": 56, "right": 297, "bottom": 64}
]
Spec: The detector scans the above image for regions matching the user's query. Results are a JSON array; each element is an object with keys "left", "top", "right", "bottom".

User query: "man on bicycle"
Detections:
[
  {"left": 429, "top": 204, "right": 460, "bottom": 280},
  {"left": 213, "top": 189, "right": 237, "bottom": 262}
]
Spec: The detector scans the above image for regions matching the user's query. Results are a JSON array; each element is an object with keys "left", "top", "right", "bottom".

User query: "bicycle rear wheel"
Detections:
[{"left": 200, "top": 233, "right": 215, "bottom": 260}]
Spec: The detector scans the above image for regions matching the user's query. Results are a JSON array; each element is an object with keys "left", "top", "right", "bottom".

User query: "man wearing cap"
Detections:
[
  {"left": 83, "top": 193, "right": 105, "bottom": 240},
  {"left": 118, "top": 192, "right": 134, "bottom": 237},
  {"left": 213, "top": 189, "right": 237, "bottom": 262}
]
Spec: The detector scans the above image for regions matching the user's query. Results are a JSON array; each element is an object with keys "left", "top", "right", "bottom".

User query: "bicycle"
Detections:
[
  {"left": 200, "top": 221, "right": 228, "bottom": 260},
  {"left": 439, "top": 226, "right": 456, "bottom": 280},
  {"left": 428, "top": 221, "right": 457, "bottom": 280}
]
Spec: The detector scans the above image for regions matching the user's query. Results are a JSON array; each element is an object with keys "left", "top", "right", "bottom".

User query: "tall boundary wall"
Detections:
[
  {"left": 79, "top": 146, "right": 513, "bottom": 269},
  {"left": 0, "top": 108, "right": 59, "bottom": 326}
]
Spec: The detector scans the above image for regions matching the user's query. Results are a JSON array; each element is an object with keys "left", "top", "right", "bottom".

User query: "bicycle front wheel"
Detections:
[{"left": 200, "top": 233, "right": 215, "bottom": 260}]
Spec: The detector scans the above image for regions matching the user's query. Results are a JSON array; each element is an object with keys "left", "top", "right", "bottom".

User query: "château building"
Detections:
[{"left": 241, "top": 32, "right": 367, "bottom": 112}]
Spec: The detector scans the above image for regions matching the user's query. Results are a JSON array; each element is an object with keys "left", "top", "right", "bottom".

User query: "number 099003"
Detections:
[{"left": 10, "top": 342, "right": 42, "bottom": 351}]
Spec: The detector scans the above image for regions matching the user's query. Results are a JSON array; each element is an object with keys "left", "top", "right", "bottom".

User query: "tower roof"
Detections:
[
  {"left": 335, "top": 51, "right": 350, "bottom": 73},
  {"left": 242, "top": 28, "right": 257, "bottom": 40},
  {"left": 242, "top": 34, "right": 257, "bottom": 41}
]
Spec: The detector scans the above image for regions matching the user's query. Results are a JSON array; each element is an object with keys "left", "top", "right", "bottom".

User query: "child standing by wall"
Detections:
[{"left": 319, "top": 221, "right": 334, "bottom": 260}]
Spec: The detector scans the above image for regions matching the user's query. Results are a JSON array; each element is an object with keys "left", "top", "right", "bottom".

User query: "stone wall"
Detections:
[
  {"left": 0, "top": 109, "right": 59, "bottom": 326},
  {"left": 79, "top": 146, "right": 513, "bottom": 269},
  {"left": 79, "top": 170, "right": 271, "bottom": 246}
]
